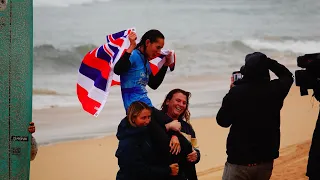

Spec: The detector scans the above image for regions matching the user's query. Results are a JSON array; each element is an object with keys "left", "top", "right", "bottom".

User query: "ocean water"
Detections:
[{"left": 32, "top": 0, "right": 320, "bottom": 144}]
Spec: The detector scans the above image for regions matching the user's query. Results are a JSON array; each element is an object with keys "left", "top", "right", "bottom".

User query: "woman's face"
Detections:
[
  {"left": 133, "top": 109, "right": 151, "bottom": 127},
  {"left": 145, "top": 38, "right": 164, "bottom": 60},
  {"left": 166, "top": 92, "right": 187, "bottom": 119}
]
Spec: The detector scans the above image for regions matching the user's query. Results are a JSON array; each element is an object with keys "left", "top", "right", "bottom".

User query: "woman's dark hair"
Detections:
[
  {"left": 161, "top": 88, "right": 191, "bottom": 124},
  {"left": 136, "top": 29, "right": 165, "bottom": 51}
]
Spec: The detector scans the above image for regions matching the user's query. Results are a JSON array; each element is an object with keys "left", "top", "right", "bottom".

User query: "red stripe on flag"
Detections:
[
  {"left": 120, "top": 49, "right": 127, "bottom": 58},
  {"left": 149, "top": 63, "right": 159, "bottom": 76},
  {"left": 111, "top": 80, "right": 121, "bottom": 86},
  {"left": 108, "top": 35, "right": 124, "bottom": 47},
  {"left": 103, "top": 44, "right": 113, "bottom": 57},
  {"left": 82, "top": 51, "right": 112, "bottom": 79},
  {"left": 77, "top": 84, "right": 101, "bottom": 115}
]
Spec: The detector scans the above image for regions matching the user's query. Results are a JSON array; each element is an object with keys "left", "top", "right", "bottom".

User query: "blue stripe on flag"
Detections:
[
  {"left": 97, "top": 46, "right": 112, "bottom": 63},
  {"left": 79, "top": 63, "right": 108, "bottom": 91},
  {"left": 159, "top": 54, "right": 166, "bottom": 59},
  {"left": 112, "top": 30, "right": 126, "bottom": 39},
  {"left": 107, "top": 43, "right": 120, "bottom": 59}
]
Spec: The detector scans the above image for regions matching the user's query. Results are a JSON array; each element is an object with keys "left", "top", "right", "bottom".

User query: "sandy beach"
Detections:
[
  {"left": 29, "top": 0, "right": 320, "bottom": 179},
  {"left": 30, "top": 86, "right": 319, "bottom": 180}
]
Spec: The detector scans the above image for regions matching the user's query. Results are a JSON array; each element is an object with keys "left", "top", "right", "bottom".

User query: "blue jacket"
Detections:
[
  {"left": 115, "top": 118, "right": 172, "bottom": 180},
  {"left": 114, "top": 50, "right": 169, "bottom": 112},
  {"left": 119, "top": 49, "right": 153, "bottom": 111}
]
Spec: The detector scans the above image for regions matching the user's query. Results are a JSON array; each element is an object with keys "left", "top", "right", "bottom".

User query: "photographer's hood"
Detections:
[{"left": 241, "top": 52, "right": 270, "bottom": 81}]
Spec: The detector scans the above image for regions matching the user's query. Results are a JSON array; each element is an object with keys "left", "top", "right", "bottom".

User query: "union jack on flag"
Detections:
[{"left": 77, "top": 28, "right": 176, "bottom": 117}]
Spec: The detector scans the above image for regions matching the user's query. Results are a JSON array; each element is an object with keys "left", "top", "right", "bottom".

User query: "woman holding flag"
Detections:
[
  {"left": 114, "top": 29, "right": 196, "bottom": 180},
  {"left": 114, "top": 29, "right": 171, "bottom": 111}
]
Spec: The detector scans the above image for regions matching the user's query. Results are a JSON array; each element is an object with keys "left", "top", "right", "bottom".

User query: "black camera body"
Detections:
[{"left": 295, "top": 53, "right": 320, "bottom": 97}]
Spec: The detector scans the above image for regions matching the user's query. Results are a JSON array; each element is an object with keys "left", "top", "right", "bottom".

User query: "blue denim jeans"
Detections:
[{"left": 222, "top": 161, "right": 274, "bottom": 180}]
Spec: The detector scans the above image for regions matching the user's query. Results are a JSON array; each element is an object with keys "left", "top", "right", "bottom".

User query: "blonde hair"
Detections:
[{"left": 127, "top": 101, "right": 152, "bottom": 127}]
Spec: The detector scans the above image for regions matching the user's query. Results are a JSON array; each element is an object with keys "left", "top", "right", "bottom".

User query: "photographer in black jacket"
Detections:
[
  {"left": 306, "top": 83, "right": 320, "bottom": 180},
  {"left": 293, "top": 52, "right": 320, "bottom": 180},
  {"left": 217, "top": 52, "right": 294, "bottom": 180}
]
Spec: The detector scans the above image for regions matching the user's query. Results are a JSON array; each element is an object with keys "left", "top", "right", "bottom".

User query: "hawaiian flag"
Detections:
[
  {"left": 77, "top": 28, "right": 175, "bottom": 117},
  {"left": 149, "top": 49, "right": 175, "bottom": 75}
]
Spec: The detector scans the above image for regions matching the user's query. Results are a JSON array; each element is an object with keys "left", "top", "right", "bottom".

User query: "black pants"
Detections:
[
  {"left": 309, "top": 178, "right": 320, "bottom": 180},
  {"left": 306, "top": 110, "right": 320, "bottom": 180},
  {"left": 148, "top": 107, "right": 197, "bottom": 180}
]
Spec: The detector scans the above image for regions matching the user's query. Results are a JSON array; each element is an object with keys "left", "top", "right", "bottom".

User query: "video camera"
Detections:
[{"left": 295, "top": 53, "right": 320, "bottom": 96}]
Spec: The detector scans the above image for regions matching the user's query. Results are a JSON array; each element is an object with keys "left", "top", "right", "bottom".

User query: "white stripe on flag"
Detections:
[
  {"left": 112, "top": 74, "right": 120, "bottom": 83},
  {"left": 77, "top": 72, "right": 107, "bottom": 104}
]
